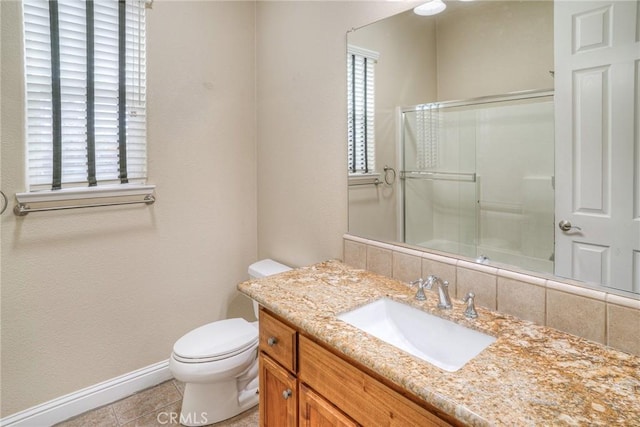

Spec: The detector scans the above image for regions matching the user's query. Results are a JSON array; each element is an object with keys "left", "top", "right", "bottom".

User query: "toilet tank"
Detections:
[
  {"left": 248, "top": 259, "right": 291, "bottom": 319},
  {"left": 248, "top": 259, "right": 291, "bottom": 279}
]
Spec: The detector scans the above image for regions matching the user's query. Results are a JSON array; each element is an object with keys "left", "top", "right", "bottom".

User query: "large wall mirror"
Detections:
[{"left": 347, "top": 0, "right": 640, "bottom": 296}]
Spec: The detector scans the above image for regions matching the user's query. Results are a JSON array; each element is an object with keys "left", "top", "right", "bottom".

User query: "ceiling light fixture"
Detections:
[{"left": 414, "top": 0, "right": 447, "bottom": 16}]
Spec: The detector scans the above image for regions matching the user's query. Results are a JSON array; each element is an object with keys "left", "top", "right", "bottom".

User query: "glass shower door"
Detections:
[
  {"left": 401, "top": 94, "right": 554, "bottom": 272},
  {"left": 401, "top": 105, "right": 478, "bottom": 257}
]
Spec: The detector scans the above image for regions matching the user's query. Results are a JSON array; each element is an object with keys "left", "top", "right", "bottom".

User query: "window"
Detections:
[
  {"left": 22, "top": 0, "right": 148, "bottom": 192},
  {"left": 347, "top": 45, "right": 378, "bottom": 175}
]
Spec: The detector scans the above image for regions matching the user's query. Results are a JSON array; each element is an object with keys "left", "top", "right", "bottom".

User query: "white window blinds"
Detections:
[
  {"left": 23, "top": 0, "right": 147, "bottom": 192},
  {"left": 347, "top": 45, "right": 378, "bottom": 175}
]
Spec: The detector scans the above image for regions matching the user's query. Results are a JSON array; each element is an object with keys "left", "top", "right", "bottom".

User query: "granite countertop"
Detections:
[{"left": 238, "top": 260, "right": 640, "bottom": 426}]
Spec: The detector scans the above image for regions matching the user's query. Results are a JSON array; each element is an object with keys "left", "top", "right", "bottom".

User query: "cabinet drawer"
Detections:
[
  {"left": 299, "top": 335, "right": 453, "bottom": 427},
  {"left": 259, "top": 309, "right": 297, "bottom": 372}
]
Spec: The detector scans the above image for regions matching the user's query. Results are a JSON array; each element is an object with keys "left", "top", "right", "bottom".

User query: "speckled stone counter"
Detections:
[{"left": 238, "top": 260, "right": 640, "bottom": 426}]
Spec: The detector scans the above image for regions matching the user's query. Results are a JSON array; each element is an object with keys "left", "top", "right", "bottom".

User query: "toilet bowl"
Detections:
[{"left": 169, "top": 259, "right": 291, "bottom": 426}]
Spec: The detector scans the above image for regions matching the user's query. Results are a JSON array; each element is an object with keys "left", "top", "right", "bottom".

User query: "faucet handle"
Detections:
[
  {"left": 409, "top": 278, "right": 427, "bottom": 301},
  {"left": 409, "top": 278, "right": 424, "bottom": 287},
  {"left": 423, "top": 275, "right": 438, "bottom": 290},
  {"left": 462, "top": 292, "right": 478, "bottom": 318}
]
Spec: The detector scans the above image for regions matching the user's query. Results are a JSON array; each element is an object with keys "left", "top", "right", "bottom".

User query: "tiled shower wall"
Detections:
[{"left": 343, "top": 234, "right": 640, "bottom": 357}]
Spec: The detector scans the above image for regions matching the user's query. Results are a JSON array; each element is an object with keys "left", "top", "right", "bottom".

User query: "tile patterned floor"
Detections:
[{"left": 54, "top": 380, "right": 259, "bottom": 427}]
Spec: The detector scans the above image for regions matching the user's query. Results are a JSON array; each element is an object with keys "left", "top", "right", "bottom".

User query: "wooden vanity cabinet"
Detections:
[
  {"left": 259, "top": 308, "right": 298, "bottom": 427},
  {"left": 258, "top": 308, "right": 454, "bottom": 427}
]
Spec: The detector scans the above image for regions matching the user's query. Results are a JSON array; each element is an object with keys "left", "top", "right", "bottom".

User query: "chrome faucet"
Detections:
[
  {"left": 426, "top": 275, "right": 452, "bottom": 309},
  {"left": 410, "top": 275, "right": 452, "bottom": 309}
]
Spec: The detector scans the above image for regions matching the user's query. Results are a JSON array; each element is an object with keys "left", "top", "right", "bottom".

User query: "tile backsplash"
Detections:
[{"left": 343, "top": 234, "right": 640, "bottom": 356}]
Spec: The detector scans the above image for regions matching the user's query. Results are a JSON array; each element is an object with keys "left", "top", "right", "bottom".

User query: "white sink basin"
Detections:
[{"left": 337, "top": 298, "right": 496, "bottom": 372}]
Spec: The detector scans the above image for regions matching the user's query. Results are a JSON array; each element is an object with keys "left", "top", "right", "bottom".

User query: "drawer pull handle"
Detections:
[
  {"left": 282, "top": 389, "right": 292, "bottom": 400},
  {"left": 267, "top": 337, "right": 278, "bottom": 346}
]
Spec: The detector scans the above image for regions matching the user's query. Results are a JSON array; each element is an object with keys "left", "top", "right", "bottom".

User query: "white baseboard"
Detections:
[{"left": 1, "top": 360, "right": 172, "bottom": 427}]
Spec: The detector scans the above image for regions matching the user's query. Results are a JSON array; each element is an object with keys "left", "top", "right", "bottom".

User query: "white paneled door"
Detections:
[{"left": 554, "top": 0, "right": 640, "bottom": 293}]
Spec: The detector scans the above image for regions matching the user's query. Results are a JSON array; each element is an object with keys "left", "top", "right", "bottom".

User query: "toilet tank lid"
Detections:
[{"left": 248, "top": 259, "right": 291, "bottom": 278}]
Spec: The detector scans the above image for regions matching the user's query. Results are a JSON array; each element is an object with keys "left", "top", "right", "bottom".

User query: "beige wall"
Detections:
[
  {"left": 1, "top": 0, "right": 257, "bottom": 416},
  {"left": 255, "top": 1, "right": 417, "bottom": 267},
  {"left": 436, "top": 0, "right": 554, "bottom": 100}
]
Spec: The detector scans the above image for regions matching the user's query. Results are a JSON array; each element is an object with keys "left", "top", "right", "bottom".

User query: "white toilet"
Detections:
[{"left": 169, "top": 259, "right": 291, "bottom": 426}]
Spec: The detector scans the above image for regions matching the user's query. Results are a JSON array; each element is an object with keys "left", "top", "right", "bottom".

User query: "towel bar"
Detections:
[{"left": 14, "top": 194, "right": 155, "bottom": 216}]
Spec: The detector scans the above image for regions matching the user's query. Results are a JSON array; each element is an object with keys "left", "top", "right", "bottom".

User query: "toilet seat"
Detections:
[{"left": 172, "top": 318, "right": 258, "bottom": 364}]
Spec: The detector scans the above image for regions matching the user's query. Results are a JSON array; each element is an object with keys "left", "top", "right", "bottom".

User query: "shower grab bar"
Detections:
[{"left": 400, "top": 171, "right": 476, "bottom": 182}]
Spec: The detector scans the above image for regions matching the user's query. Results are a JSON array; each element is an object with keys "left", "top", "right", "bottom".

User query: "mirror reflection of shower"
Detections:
[{"left": 400, "top": 90, "right": 555, "bottom": 273}]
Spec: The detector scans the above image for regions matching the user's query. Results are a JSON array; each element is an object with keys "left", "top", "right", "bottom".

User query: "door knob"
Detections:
[
  {"left": 282, "top": 389, "right": 292, "bottom": 399},
  {"left": 558, "top": 220, "right": 582, "bottom": 232}
]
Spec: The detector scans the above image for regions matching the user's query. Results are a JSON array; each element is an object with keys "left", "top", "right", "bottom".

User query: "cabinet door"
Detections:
[
  {"left": 260, "top": 353, "right": 297, "bottom": 427},
  {"left": 299, "top": 384, "right": 359, "bottom": 427}
]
